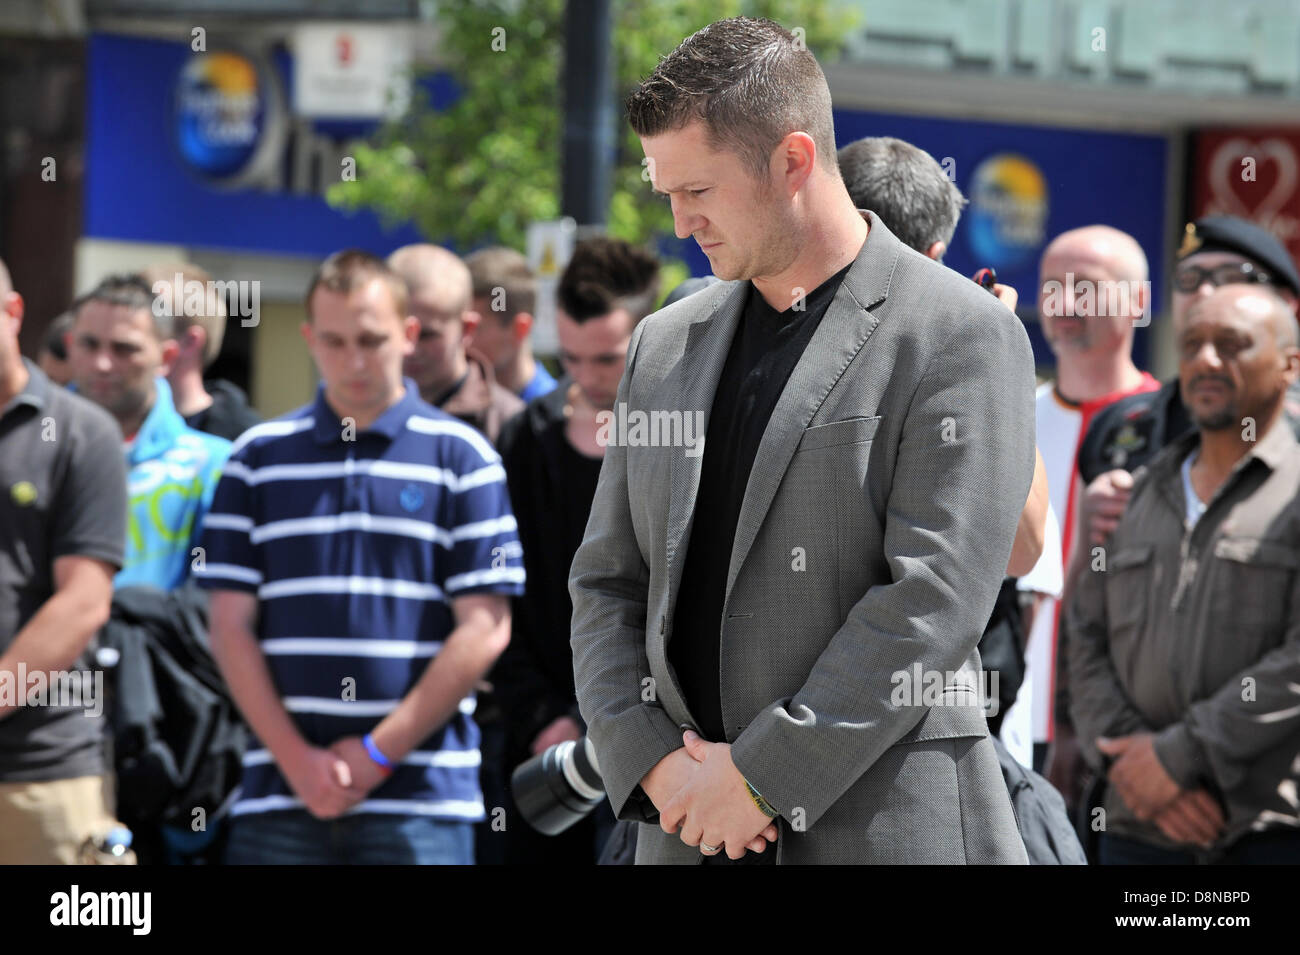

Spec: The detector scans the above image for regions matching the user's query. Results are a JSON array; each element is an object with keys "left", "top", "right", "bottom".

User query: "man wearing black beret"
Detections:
[
  {"left": 1048, "top": 215, "right": 1300, "bottom": 814},
  {"left": 1077, "top": 216, "right": 1300, "bottom": 487}
]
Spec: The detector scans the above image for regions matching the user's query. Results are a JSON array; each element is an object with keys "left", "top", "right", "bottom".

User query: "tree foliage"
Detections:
[{"left": 326, "top": 0, "right": 859, "bottom": 251}]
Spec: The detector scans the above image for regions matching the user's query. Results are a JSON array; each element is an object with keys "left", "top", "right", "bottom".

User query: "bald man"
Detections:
[
  {"left": 1010, "top": 226, "right": 1161, "bottom": 773},
  {"left": 387, "top": 244, "right": 522, "bottom": 445},
  {"left": 1068, "top": 285, "right": 1300, "bottom": 863}
]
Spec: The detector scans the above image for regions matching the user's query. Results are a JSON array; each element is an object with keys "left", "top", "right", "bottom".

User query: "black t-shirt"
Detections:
[
  {"left": 0, "top": 360, "right": 126, "bottom": 781},
  {"left": 669, "top": 264, "right": 853, "bottom": 743}
]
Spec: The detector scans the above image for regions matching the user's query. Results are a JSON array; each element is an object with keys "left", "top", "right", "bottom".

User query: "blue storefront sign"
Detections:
[
  {"left": 85, "top": 33, "right": 429, "bottom": 258},
  {"left": 89, "top": 33, "right": 1168, "bottom": 369}
]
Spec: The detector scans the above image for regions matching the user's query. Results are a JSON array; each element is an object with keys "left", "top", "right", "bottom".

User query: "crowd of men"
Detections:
[{"left": 3, "top": 21, "right": 1299, "bottom": 867}]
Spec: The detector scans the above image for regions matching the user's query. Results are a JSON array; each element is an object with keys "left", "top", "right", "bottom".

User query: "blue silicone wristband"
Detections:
[{"left": 362, "top": 733, "right": 394, "bottom": 771}]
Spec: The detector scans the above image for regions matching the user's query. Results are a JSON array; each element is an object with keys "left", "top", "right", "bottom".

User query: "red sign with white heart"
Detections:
[{"left": 1192, "top": 129, "right": 1300, "bottom": 270}]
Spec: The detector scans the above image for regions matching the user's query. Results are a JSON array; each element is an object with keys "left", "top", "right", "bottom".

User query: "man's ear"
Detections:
[
  {"left": 460, "top": 309, "right": 482, "bottom": 346},
  {"left": 159, "top": 337, "right": 181, "bottom": 378},
  {"left": 513, "top": 311, "right": 534, "bottom": 344},
  {"left": 401, "top": 315, "right": 419, "bottom": 355},
  {"left": 925, "top": 241, "right": 946, "bottom": 262},
  {"left": 185, "top": 324, "right": 208, "bottom": 362},
  {"left": 1281, "top": 345, "right": 1300, "bottom": 387},
  {"left": 1131, "top": 281, "right": 1148, "bottom": 323},
  {"left": 776, "top": 131, "right": 816, "bottom": 197},
  {"left": 3, "top": 290, "right": 24, "bottom": 326}
]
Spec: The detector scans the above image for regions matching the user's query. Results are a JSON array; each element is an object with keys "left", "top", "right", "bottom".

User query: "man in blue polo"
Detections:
[
  {"left": 66, "top": 274, "right": 231, "bottom": 589},
  {"left": 197, "top": 249, "right": 523, "bottom": 864}
]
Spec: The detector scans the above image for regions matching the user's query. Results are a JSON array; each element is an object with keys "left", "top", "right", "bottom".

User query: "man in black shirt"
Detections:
[
  {"left": 670, "top": 263, "right": 852, "bottom": 749},
  {"left": 665, "top": 267, "right": 854, "bottom": 866},
  {"left": 146, "top": 263, "right": 262, "bottom": 443},
  {"left": 493, "top": 238, "right": 661, "bottom": 864},
  {"left": 571, "top": 18, "right": 1034, "bottom": 865}
]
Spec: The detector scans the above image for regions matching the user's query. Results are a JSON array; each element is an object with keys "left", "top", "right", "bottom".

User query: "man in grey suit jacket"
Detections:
[{"left": 569, "top": 17, "right": 1036, "bottom": 864}]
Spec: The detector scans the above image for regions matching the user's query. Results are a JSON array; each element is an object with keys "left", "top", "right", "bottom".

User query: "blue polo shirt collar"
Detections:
[
  {"left": 129, "top": 377, "right": 187, "bottom": 465},
  {"left": 310, "top": 378, "right": 423, "bottom": 446}
]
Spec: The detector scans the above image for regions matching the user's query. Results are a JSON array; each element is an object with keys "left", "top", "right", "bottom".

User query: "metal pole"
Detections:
[{"left": 561, "top": 0, "right": 614, "bottom": 229}]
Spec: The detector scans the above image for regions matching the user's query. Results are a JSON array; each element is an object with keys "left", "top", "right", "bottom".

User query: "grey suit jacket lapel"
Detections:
[
  {"left": 724, "top": 213, "right": 901, "bottom": 605},
  {"left": 664, "top": 282, "right": 746, "bottom": 620}
]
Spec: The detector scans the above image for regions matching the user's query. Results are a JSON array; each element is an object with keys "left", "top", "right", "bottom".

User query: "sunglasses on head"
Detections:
[{"left": 1173, "top": 260, "right": 1274, "bottom": 294}]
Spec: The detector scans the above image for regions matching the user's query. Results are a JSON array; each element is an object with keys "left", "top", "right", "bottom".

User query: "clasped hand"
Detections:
[
  {"left": 1098, "top": 733, "right": 1224, "bottom": 848},
  {"left": 282, "top": 736, "right": 390, "bottom": 820},
  {"left": 640, "top": 730, "right": 779, "bottom": 860}
]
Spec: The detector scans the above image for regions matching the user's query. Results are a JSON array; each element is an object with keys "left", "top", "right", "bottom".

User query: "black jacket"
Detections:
[
  {"left": 184, "top": 379, "right": 261, "bottom": 443},
  {"left": 96, "top": 584, "right": 245, "bottom": 832},
  {"left": 492, "top": 383, "right": 602, "bottom": 760}
]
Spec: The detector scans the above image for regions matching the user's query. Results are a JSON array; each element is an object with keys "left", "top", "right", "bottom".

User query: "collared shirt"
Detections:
[
  {"left": 0, "top": 359, "right": 126, "bottom": 782},
  {"left": 117, "top": 377, "right": 231, "bottom": 590},
  {"left": 195, "top": 380, "right": 525, "bottom": 820},
  {"left": 435, "top": 351, "right": 524, "bottom": 447},
  {"left": 1068, "top": 415, "right": 1300, "bottom": 849},
  {"left": 1180, "top": 451, "right": 1207, "bottom": 528}
]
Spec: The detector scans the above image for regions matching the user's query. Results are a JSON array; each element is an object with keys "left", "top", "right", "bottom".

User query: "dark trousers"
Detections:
[
  {"left": 225, "top": 810, "right": 473, "bottom": 865},
  {"left": 474, "top": 720, "right": 509, "bottom": 865},
  {"left": 1100, "top": 829, "right": 1300, "bottom": 864}
]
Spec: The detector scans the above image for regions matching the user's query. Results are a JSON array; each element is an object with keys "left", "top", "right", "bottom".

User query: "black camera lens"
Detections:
[{"left": 511, "top": 737, "right": 606, "bottom": 836}]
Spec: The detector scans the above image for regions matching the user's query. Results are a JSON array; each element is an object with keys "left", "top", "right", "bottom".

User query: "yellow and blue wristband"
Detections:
[{"left": 744, "top": 777, "right": 778, "bottom": 818}]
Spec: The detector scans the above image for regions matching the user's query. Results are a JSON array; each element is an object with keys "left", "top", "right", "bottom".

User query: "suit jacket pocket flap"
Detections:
[
  {"left": 890, "top": 697, "right": 988, "bottom": 746},
  {"left": 797, "top": 415, "right": 881, "bottom": 452},
  {"left": 1214, "top": 536, "right": 1298, "bottom": 568}
]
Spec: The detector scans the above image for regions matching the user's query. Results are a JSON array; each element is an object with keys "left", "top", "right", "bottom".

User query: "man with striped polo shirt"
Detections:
[{"left": 197, "top": 250, "right": 523, "bottom": 864}]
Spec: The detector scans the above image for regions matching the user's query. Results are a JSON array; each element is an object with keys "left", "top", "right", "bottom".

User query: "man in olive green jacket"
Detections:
[{"left": 1069, "top": 284, "right": 1300, "bottom": 863}]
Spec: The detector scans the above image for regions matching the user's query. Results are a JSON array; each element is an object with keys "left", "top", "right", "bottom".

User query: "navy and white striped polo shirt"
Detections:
[{"left": 195, "top": 381, "right": 524, "bottom": 821}]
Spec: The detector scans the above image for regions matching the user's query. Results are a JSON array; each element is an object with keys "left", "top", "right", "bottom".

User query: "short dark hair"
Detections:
[
  {"left": 464, "top": 246, "right": 536, "bottom": 324},
  {"left": 77, "top": 274, "right": 171, "bottom": 339},
  {"left": 837, "top": 137, "right": 967, "bottom": 257},
  {"left": 306, "top": 249, "right": 408, "bottom": 321},
  {"left": 557, "top": 238, "right": 660, "bottom": 325},
  {"left": 42, "top": 311, "right": 75, "bottom": 360},
  {"left": 626, "top": 17, "right": 839, "bottom": 181}
]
